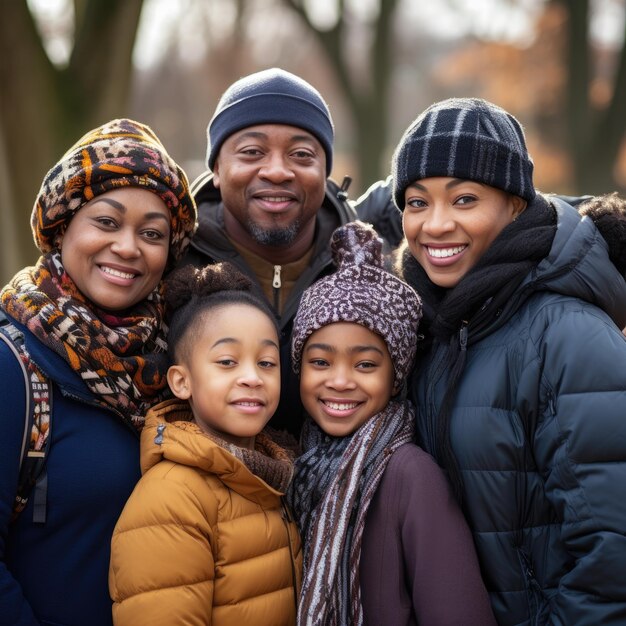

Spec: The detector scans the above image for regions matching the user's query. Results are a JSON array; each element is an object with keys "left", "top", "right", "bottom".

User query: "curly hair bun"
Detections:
[{"left": 164, "top": 262, "right": 252, "bottom": 315}]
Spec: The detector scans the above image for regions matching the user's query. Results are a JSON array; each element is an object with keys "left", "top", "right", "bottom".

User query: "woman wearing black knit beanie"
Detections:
[{"left": 392, "top": 97, "right": 626, "bottom": 625}]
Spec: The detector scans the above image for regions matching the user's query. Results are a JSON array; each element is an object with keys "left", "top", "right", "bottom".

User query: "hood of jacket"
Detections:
[
  {"left": 504, "top": 196, "right": 626, "bottom": 330},
  {"left": 141, "top": 398, "right": 286, "bottom": 507},
  {"left": 399, "top": 195, "right": 626, "bottom": 343}
]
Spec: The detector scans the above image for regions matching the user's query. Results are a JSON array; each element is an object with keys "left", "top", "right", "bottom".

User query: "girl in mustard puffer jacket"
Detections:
[{"left": 109, "top": 262, "right": 301, "bottom": 626}]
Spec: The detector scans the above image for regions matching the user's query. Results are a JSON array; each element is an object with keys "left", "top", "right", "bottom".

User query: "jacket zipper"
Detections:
[
  {"left": 273, "top": 265, "right": 282, "bottom": 312},
  {"left": 422, "top": 321, "right": 468, "bottom": 456},
  {"left": 424, "top": 343, "right": 446, "bottom": 454},
  {"left": 190, "top": 174, "right": 356, "bottom": 329},
  {"left": 61, "top": 389, "right": 140, "bottom": 437},
  {"left": 518, "top": 548, "right": 544, "bottom": 624},
  {"left": 281, "top": 498, "right": 299, "bottom": 611}
]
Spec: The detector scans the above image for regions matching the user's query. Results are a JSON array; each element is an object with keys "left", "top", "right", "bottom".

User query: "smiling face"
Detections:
[
  {"left": 300, "top": 322, "right": 395, "bottom": 438},
  {"left": 167, "top": 303, "right": 280, "bottom": 449},
  {"left": 402, "top": 177, "right": 526, "bottom": 288},
  {"left": 213, "top": 123, "right": 327, "bottom": 264},
  {"left": 60, "top": 187, "right": 171, "bottom": 311}
]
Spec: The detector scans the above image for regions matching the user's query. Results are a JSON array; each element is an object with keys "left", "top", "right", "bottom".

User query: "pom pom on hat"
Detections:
[
  {"left": 32, "top": 118, "right": 197, "bottom": 268},
  {"left": 392, "top": 97, "right": 536, "bottom": 211},
  {"left": 292, "top": 221, "right": 422, "bottom": 390},
  {"left": 207, "top": 68, "right": 334, "bottom": 175}
]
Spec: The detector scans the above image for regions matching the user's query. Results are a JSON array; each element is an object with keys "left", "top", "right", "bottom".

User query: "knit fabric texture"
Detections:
[
  {"left": 392, "top": 97, "right": 536, "bottom": 210},
  {"left": 1, "top": 251, "right": 170, "bottom": 429},
  {"left": 288, "top": 401, "right": 414, "bottom": 626},
  {"left": 207, "top": 67, "right": 334, "bottom": 174},
  {"left": 291, "top": 221, "right": 422, "bottom": 390},
  {"left": 32, "top": 118, "right": 197, "bottom": 268}
]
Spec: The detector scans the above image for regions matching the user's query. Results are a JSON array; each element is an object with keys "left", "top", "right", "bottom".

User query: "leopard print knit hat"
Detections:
[{"left": 292, "top": 221, "right": 422, "bottom": 390}]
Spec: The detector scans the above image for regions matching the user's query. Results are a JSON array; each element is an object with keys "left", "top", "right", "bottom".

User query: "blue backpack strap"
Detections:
[
  {"left": 0, "top": 312, "right": 52, "bottom": 523},
  {"left": 0, "top": 314, "right": 31, "bottom": 470}
]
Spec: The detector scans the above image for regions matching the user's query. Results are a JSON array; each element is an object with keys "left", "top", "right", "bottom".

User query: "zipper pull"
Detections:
[
  {"left": 459, "top": 321, "right": 468, "bottom": 351},
  {"left": 337, "top": 175, "right": 352, "bottom": 201},
  {"left": 273, "top": 265, "right": 282, "bottom": 289},
  {"left": 154, "top": 423, "right": 166, "bottom": 445}
]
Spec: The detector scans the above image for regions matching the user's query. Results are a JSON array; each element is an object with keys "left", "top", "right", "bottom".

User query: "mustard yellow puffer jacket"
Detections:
[{"left": 109, "top": 400, "right": 302, "bottom": 626}]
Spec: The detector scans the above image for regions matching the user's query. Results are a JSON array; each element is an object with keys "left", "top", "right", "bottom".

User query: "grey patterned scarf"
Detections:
[{"left": 287, "top": 399, "right": 414, "bottom": 626}]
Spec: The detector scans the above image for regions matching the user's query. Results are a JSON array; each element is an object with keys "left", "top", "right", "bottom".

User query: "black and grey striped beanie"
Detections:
[
  {"left": 291, "top": 221, "right": 422, "bottom": 390},
  {"left": 392, "top": 97, "right": 535, "bottom": 210}
]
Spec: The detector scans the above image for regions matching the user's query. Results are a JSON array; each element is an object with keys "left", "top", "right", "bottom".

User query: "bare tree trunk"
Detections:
[
  {"left": 355, "top": 0, "right": 397, "bottom": 189},
  {"left": 560, "top": 0, "right": 626, "bottom": 194},
  {"left": 0, "top": 0, "right": 144, "bottom": 283},
  {"left": 586, "top": 11, "right": 626, "bottom": 193},
  {"left": 0, "top": 0, "right": 62, "bottom": 276},
  {"left": 0, "top": 120, "right": 22, "bottom": 277}
]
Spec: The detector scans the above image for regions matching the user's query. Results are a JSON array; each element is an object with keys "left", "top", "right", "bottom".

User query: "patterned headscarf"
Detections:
[
  {"left": 291, "top": 221, "right": 422, "bottom": 390},
  {"left": 1, "top": 119, "right": 197, "bottom": 429},
  {"left": 31, "top": 118, "right": 197, "bottom": 268}
]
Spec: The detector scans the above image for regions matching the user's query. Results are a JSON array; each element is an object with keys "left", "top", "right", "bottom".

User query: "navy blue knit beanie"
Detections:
[
  {"left": 207, "top": 68, "right": 334, "bottom": 175},
  {"left": 392, "top": 98, "right": 535, "bottom": 210}
]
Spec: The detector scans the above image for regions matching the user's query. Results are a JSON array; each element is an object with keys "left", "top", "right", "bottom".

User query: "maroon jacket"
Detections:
[{"left": 360, "top": 444, "right": 496, "bottom": 626}]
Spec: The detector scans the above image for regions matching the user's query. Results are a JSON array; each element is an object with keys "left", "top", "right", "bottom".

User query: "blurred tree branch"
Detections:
[{"left": 284, "top": 0, "right": 399, "bottom": 189}]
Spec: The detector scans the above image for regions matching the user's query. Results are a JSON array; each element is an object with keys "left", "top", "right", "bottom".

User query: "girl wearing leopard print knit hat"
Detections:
[
  {"left": 393, "top": 98, "right": 626, "bottom": 625},
  {"left": 287, "top": 220, "right": 495, "bottom": 626},
  {"left": 0, "top": 118, "right": 196, "bottom": 626}
]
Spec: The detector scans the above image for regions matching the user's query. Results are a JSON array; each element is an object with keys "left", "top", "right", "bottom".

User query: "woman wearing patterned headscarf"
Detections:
[{"left": 0, "top": 119, "right": 196, "bottom": 626}]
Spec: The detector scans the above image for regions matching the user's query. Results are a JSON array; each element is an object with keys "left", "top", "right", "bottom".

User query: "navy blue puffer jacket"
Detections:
[{"left": 408, "top": 199, "right": 626, "bottom": 626}]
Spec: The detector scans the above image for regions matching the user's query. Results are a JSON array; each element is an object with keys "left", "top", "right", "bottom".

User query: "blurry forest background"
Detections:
[{"left": 1, "top": 0, "right": 625, "bottom": 282}]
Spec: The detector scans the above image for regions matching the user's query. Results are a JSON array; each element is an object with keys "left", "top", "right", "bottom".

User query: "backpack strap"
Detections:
[
  {"left": 0, "top": 318, "right": 31, "bottom": 470},
  {"left": 0, "top": 313, "right": 52, "bottom": 523}
]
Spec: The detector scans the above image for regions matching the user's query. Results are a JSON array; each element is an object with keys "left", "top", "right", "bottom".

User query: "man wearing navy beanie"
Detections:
[
  {"left": 180, "top": 68, "right": 364, "bottom": 436},
  {"left": 207, "top": 68, "right": 335, "bottom": 176}
]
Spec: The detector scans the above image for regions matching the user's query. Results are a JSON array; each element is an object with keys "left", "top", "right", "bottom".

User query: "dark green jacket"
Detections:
[{"left": 406, "top": 198, "right": 626, "bottom": 625}]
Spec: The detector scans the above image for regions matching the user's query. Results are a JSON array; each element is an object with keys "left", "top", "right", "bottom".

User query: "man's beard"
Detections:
[{"left": 247, "top": 219, "right": 301, "bottom": 247}]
